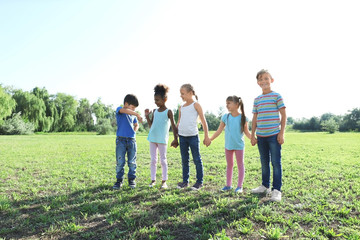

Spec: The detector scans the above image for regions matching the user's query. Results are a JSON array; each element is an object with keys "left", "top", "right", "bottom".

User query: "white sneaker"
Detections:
[
  {"left": 149, "top": 181, "right": 156, "bottom": 188},
  {"left": 251, "top": 185, "right": 270, "bottom": 194},
  {"left": 270, "top": 189, "right": 282, "bottom": 202},
  {"left": 161, "top": 182, "right": 168, "bottom": 189}
]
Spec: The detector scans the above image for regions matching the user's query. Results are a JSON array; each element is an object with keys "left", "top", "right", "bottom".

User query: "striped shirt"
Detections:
[{"left": 252, "top": 91, "right": 285, "bottom": 137}]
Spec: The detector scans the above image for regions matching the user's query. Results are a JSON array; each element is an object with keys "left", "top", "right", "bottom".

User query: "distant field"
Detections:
[{"left": 1, "top": 132, "right": 359, "bottom": 239}]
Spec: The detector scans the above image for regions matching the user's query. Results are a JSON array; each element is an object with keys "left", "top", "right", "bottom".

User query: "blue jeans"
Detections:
[
  {"left": 257, "top": 134, "right": 282, "bottom": 191},
  {"left": 179, "top": 135, "right": 203, "bottom": 184},
  {"left": 115, "top": 137, "right": 137, "bottom": 181}
]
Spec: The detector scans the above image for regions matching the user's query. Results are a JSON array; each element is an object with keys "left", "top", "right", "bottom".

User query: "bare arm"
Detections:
[
  {"left": 251, "top": 113, "right": 257, "bottom": 146},
  {"left": 133, "top": 122, "right": 139, "bottom": 132},
  {"left": 168, "top": 109, "right": 178, "bottom": 139},
  {"left": 277, "top": 108, "right": 287, "bottom": 145},
  {"left": 194, "top": 102, "right": 210, "bottom": 146},
  {"left": 168, "top": 109, "right": 179, "bottom": 148},
  {"left": 145, "top": 109, "right": 154, "bottom": 128},
  {"left": 119, "top": 108, "right": 143, "bottom": 122},
  {"left": 210, "top": 121, "right": 225, "bottom": 142},
  {"left": 243, "top": 121, "right": 252, "bottom": 140},
  {"left": 176, "top": 106, "right": 181, "bottom": 128}
]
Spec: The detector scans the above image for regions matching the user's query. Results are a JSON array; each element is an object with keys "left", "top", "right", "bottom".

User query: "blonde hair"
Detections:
[
  {"left": 256, "top": 69, "right": 273, "bottom": 80},
  {"left": 181, "top": 84, "right": 198, "bottom": 100}
]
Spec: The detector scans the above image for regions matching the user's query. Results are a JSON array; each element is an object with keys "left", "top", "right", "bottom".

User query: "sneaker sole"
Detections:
[{"left": 251, "top": 189, "right": 270, "bottom": 194}]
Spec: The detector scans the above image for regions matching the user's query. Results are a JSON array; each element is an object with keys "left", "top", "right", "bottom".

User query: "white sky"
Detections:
[{"left": 1, "top": 0, "right": 359, "bottom": 119}]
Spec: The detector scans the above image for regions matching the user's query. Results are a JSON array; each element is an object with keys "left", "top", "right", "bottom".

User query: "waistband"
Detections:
[{"left": 117, "top": 136, "right": 136, "bottom": 139}]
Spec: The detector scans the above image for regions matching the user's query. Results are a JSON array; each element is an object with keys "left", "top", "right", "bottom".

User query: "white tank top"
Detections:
[{"left": 178, "top": 102, "right": 199, "bottom": 136}]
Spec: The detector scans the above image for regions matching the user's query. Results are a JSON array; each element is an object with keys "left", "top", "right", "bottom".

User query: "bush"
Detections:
[
  {"left": 0, "top": 112, "right": 35, "bottom": 135},
  {"left": 95, "top": 118, "right": 115, "bottom": 135},
  {"left": 321, "top": 118, "right": 339, "bottom": 134}
]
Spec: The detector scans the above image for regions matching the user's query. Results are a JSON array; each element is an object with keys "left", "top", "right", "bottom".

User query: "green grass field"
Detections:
[{"left": 1, "top": 132, "right": 359, "bottom": 239}]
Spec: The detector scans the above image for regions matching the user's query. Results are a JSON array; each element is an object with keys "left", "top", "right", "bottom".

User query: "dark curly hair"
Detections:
[{"left": 154, "top": 84, "right": 169, "bottom": 99}]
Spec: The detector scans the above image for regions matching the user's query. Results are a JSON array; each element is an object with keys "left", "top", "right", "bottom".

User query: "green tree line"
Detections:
[
  {"left": 1, "top": 84, "right": 359, "bottom": 134},
  {"left": 0, "top": 85, "right": 117, "bottom": 134},
  {"left": 288, "top": 110, "right": 360, "bottom": 133}
]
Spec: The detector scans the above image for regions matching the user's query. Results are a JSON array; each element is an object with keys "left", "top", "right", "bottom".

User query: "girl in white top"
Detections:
[
  {"left": 176, "top": 84, "right": 210, "bottom": 190},
  {"left": 145, "top": 84, "right": 178, "bottom": 189}
]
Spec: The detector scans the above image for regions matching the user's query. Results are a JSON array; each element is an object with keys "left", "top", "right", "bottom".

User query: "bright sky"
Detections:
[{"left": 1, "top": 0, "right": 359, "bottom": 120}]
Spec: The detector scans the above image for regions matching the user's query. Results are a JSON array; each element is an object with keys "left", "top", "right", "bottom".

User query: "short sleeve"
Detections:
[
  {"left": 276, "top": 94, "right": 285, "bottom": 109},
  {"left": 252, "top": 99, "right": 258, "bottom": 114},
  {"left": 221, "top": 114, "right": 228, "bottom": 124}
]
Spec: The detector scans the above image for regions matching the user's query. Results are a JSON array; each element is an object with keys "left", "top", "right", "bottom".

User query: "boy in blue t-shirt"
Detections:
[{"left": 113, "top": 94, "right": 143, "bottom": 190}]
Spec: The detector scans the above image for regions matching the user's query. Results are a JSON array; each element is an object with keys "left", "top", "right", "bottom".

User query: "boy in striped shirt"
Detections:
[{"left": 251, "top": 69, "right": 286, "bottom": 202}]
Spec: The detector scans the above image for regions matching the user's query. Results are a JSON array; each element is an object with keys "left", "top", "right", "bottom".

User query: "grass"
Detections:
[{"left": 0, "top": 132, "right": 359, "bottom": 239}]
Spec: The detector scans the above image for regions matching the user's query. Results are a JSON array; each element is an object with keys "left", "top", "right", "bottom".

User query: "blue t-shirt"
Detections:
[
  {"left": 221, "top": 113, "right": 247, "bottom": 150},
  {"left": 116, "top": 106, "right": 138, "bottom": 138}
]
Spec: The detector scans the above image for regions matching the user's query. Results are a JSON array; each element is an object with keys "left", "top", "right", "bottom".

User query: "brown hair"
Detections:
[
  {"left": 226, "top": 95, "right": 246, "bottom": 133},
  {"left": 181, "top": 84, "right": 198, "bottom": 100},
  {"left": 256, "top": 69, "right": 273, "bottom": 80}
]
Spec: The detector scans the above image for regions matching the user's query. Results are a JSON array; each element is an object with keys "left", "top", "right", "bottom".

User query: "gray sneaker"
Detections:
[
  {"left": 112, "top": 180, "right": 123, "bottom": 190},
  {"left": 177, "top": 182, "right": 189, "bottom": 189},
  {"left": 191, "top": 182, "right": 203, "bottom": 191}
]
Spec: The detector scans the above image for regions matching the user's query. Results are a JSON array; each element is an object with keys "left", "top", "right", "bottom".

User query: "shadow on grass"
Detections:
[{"left": 1, "top": 185, "right": 268, "bottom": 240}]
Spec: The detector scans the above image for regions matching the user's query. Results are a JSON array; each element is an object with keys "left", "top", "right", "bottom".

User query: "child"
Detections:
[
  {"left": 208, "top": 96, "right": 251, "bottom": 193},
  {"left": 176, "top": 84, "right": 210, "bottom": 190},
  {"left": 251, "top": 69, "right": 286, "bottom": 202},
  {"left": 113, "top": 94, "right": 143, "bottom": 190},
  {"left": 145, "top": 84, "right": 178, "bottom": 189}
]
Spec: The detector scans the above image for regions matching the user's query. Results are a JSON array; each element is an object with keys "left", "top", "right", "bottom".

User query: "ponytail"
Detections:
[{"left": 239, "top": 97, "right": 246, "bottom": 134}]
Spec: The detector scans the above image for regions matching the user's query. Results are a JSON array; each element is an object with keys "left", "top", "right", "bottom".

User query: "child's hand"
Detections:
[
  {"left": 251, "top": 137, "right": 257, "bottom": 146},
  {"left": 203, "top": 137, "right": 211, "bottom": 147},
  {"left": 145, "top": 109, "right": 152, "bottom": 117},
  {"left": 171, "top": 139, "right": 179, "bottom": 148},
  {"left": 137, "top": 114, "right": 143, "bottom": 123},
  {"left": 277, "top": 134, "right": 285, "bottom": 145}
]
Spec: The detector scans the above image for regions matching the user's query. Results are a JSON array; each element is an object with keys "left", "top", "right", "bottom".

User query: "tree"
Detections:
[
  {"left": 287, "top": 117, "right": 294, "bottom": 125},
  {"left": 76, "top": 98, "right": 94, "bottom": 131},
  {"left": 340, "top": 108, "right": 360, "bottom": 132},
  {"left": 53, "top": 93, "right": 78, "bottom": 132},
  {"left": 308, "top": 117, "right": 321, "bottom": 131},
  {"left": 204, "top": 111, "right": 220, "bottom": 131},
  {"left": 0, "top": 85, "right": 16, "bottom": 123},
  {"left": 217, "top": 106, "right": 225, "bottom": 119},
  {"left": 321, "top": 117, "right": 339, "bottom": 133},
  {"left": 12, "top": 89, "right": 52, "bottom": 132},
  {"left": 91, "top": 98, "right": 108, "bottom": 120},
  {"left": 31, "top": 87, "right": 54, "bottom": 132}
]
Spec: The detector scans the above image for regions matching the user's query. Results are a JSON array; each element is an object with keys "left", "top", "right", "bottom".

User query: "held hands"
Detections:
[
  {"left": 171, "top": 139, "right": 179, "bottom": 148},
  {"left": 203, "top": 137, "right": 211, "bottom": 147},
  {"left": 251, "top": 136, "right": 257, "bottom": 146}
]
